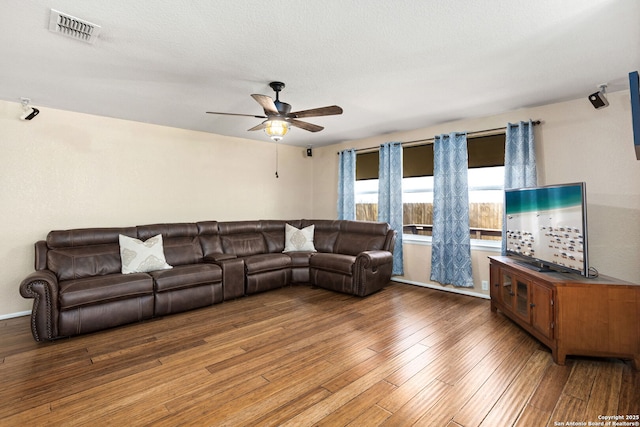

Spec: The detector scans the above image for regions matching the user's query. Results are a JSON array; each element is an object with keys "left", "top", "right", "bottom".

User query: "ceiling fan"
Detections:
[{"left": 206, "top": 81, "right": 343, "bottom": 141}]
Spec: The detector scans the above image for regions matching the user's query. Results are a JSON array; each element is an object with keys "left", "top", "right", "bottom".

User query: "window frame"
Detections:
[{"left": 354, "top": 132, "right": 506, "bottom": 250}]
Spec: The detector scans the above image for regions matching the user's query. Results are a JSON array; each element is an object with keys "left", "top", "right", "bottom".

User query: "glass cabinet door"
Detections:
[
  {"left": 515, "top": 278, "right": 530, "bottom": 319},
  {"left": 501, "top": 272, "right": 513, "bottom": 305}
]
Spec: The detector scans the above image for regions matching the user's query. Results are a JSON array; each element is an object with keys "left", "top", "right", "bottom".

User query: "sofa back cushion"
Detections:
[
  {"left": 334, "top": 221, "right": 391, "bottom": 256},
  {"left": 301, "top": 219, "right": 340, "bottom": 253},
  {"left": 260, "top": 220, "right": 302, "bottom": 253},
  {"left": 197, "top": 221, "right": 223, "bottom": 257},
  {"left": 219, "top": 221, "right": 266, "bottom": 257},
  {"left": 35, "top": 240, "right": 49, "bottom": 271},
  {"left": 137, "top": 223, "right": 203, "bottom": 266},
  {"left": 46, "top": 227, "right": 137, "bottom": 281},
  {"left": 48, "top": 227, "right": 138, "bottom": 248}
]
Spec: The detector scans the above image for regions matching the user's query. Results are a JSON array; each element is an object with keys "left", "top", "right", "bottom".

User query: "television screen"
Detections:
[{"left": 505, "top": 182, "right": 589, "bottom": 276}]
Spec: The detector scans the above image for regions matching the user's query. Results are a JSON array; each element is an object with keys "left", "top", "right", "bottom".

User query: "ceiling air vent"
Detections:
[{"left": 48, "top": 9, "right": 101, "bottom": 44}]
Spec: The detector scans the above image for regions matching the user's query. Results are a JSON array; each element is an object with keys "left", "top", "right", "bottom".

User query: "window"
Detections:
[{"left": 355, "top": 133, "right": 505, "bottom": 241}]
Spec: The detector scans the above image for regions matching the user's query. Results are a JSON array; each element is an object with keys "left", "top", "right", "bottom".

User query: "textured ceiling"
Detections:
[{"left": 1, "top": 0, "right": 639, "bottom": 147}]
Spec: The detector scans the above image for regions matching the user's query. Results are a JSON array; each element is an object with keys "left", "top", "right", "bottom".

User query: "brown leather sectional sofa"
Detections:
[{"left": 20, "top": 219, "right": 396, "bottom": 341}]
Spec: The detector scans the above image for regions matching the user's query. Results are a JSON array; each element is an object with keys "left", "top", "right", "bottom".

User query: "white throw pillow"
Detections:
[
  {"left": 119, "top": 234, "right": 173, "bottom": 274},
  {"left": 283, "top": 224, "right": 317, "bottom": 253}
]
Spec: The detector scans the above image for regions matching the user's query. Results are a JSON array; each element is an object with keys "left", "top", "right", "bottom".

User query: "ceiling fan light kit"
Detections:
[
  {"left": 264, "top": 120, "right": 289, "bottom": 142},
  {"left": 206, "top": 81, "right": 343, "bottom": 143}
]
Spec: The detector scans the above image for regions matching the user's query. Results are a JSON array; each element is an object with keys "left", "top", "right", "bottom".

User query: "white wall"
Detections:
[
  {"left": 4, "top": 90, "right": 638, "bottom": 316},
  {"left": 312, "top": 90, "right": 640, "bottom": 294},
  {"left": 0, "top": 100, "right": 313, "bottom": 316}
]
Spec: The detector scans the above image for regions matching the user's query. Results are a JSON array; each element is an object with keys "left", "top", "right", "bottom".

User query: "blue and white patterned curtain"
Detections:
[
  {"left": 337, "top": 149, "right": 356, "bottom": 220},
  {"left": 502, "top": 120, "right": 537, "bottom": 254},
  {"left": 378, "top": 142, "right": 404, "bottom": 275},
  {"left": 430, "top": 132, "right": 474, "bottom": 288}
]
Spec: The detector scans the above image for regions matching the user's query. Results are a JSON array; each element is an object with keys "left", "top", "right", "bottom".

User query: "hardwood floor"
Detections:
[{"left": 1, "top": 283, "right": 638, "bottom": 426}]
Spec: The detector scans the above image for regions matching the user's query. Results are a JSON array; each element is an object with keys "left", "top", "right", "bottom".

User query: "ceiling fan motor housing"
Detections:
[
  {"left": 269, "top": 82, "right": 291, "bottom": 115},
  {"left": 274, "top": 101, "right": 291, "bottom": 115}
]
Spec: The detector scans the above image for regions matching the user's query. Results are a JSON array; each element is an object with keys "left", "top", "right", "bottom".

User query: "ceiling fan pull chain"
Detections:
[{"left": 275, "top": 143, "right": 279, "bottom": 178}]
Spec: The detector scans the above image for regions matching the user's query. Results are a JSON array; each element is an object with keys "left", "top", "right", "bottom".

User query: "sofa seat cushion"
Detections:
[
  {"left": 244, "top": 253, "right": 292, "bottom": 275},
  {"left": 149, "top": 264, "right": 222, "bottom": 292},
  {"left": 310, "top": 253, "right": 356, "bottom": 276},
  {"left": 288, "top": 251, "right": 314, "bottom": 267},
  {"left": 59, "top": 273, "right": 153, "bottom": 310}
]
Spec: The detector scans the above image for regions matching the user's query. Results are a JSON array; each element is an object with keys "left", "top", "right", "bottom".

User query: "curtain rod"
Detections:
[{"left": 339, "top": 120, "right": 542, "bottom": 154}]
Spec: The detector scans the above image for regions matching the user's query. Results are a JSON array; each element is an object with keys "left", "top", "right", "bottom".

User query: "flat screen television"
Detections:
[{"left": 504, "top": 182, "right": 589, "bottom": 276}]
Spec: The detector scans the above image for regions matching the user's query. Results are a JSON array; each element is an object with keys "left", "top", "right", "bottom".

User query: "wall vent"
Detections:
[{"left": 48, "top": 9, "right": 101, "bottom": 44}]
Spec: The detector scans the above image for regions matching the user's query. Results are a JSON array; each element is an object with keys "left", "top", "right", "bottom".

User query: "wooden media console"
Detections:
[{"left": 489, "top": 256, "right": 640, "bottom": 369}]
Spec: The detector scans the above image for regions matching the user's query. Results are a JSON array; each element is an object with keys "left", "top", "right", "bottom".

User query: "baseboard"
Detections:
[
  {"left": 391, "top": 278, "right": 490, "bottom": 300},
  {"left": 0, "top": 310, "right": 30, "bottom": 320}
]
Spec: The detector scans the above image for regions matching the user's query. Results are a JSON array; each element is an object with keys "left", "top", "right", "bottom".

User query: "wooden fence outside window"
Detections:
[{"left": 356, "top": 203, "right": 503, "bottom": 241}]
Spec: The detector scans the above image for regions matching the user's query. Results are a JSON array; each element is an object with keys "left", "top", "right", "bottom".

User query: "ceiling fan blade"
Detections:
[
  {"left": 290, "top": 105, "right": 343, "bottom": 118},
  {"left": 251, "top": 94, "right": 279, "bottom": 115},
  {"left": 206, "top": 111, "right": 267, "bottom": 119},
  {"left": 287, "top": 119, "right": 324, "bottom": 132},
  {"left": 248, "top": 122, "right": 267, "bottom": 132}
]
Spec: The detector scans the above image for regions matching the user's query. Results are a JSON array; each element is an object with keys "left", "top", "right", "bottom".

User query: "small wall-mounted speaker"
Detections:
[{"left": 588, "top": 90, "right": 609, "bottom": 109}]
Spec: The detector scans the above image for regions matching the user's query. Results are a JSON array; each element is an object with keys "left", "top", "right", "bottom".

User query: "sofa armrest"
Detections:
[
  {"left": 353, "top": 250, "right": 394, "bottom": 297},
  {"left": 203, "top": 254, "right": 244, "bottom": 300},
  {"left": 355, "top": 250, "right": 393, "bottom": 269},
  {"left": 203, "top": 253, "right": 237, "bottom": 263},
  {"left": 19, "top": 270, "right": 60, "bottom": 341}
]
